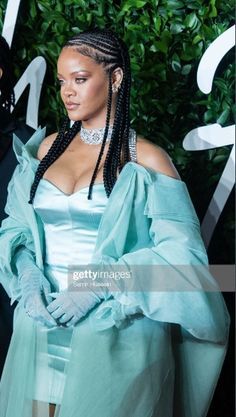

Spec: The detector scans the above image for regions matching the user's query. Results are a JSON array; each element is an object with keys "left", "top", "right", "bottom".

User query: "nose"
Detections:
[{"left": 62, "top": 83, "right": 76, "bottom": 97}]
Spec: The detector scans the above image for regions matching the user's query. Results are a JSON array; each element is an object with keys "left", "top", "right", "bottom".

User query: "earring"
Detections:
[{"left": 112, "top": 84, "right": 120, "bottom": 93}]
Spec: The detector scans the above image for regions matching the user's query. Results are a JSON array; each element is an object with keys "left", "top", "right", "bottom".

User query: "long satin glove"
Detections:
[
  {"left": 47, "top": 285, "right": 111, "bottom": 327},
  {"left": 14, "top": 247, "right": 57, "bottom": 327}
]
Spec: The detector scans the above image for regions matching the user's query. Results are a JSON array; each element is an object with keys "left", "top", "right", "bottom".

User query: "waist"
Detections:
[{"left": 44, "top": 228, "right": 99, "bottom": 267}]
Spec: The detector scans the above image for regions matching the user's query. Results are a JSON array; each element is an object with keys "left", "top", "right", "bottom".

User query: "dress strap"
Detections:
[{"left": 129, "top": 128, "right": 137, "bottom": 162}]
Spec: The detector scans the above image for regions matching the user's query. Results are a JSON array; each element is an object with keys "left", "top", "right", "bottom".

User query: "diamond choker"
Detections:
[
  {"left": 80, "top": 125, "right": 114, "bottom": 145},
  {"left": 78, "top": 125, "right": 137, "bottom": 163}
]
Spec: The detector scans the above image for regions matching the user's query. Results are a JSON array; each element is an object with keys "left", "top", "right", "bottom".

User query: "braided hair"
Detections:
[
  {"left": 29, "top": 28, "right": 132, "bottom": 203},
  {"left": 0, "top": 35, "right": 15, "bottom": 111}
]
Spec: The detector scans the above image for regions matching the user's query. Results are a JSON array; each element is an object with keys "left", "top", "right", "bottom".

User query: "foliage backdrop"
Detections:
[
  {"left": 0, "top": 0, "right": 235, "bottom": 264},
  {"left": 0, "top": 2, "right": 235, "bottom": 416}
]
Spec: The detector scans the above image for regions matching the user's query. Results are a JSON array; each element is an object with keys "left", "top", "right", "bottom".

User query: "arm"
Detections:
[
  {"left": 0, "top": 127, "right": 47, "bottom": 299},
  {"left": 92, "top": 143, "right": 229, "bottom": 343},
  {"left": 14, "top": 246, "right": 57, "bottom": 326},
  {"left": 0, "top": 163, "right": 35, "bottom": 302},
  {"left": 0, "top": 155, "right": 56, "bottom": 326}
]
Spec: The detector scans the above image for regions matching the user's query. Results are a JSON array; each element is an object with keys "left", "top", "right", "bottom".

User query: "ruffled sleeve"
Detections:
[
  {"left": 91, "top": 166, "right": 229, "bottom": 344},
  {"left": 0, "top": 129, "right": 45, "bottom": 303}
]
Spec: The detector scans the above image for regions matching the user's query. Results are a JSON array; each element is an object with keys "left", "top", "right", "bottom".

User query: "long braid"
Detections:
[
  {"left": 107, "top": 89, "right": 124, "bottom": 177},
  {"left": 28, "top": 119, "right": 81, "bottom": 203},
  {"left": 87, "top": 71, "right": 113, "bottom": 199},
  {"left": 121, "top": 49, "right": 131, "bottom": 167},
  {"left": 103, "top": 93, "right": 124, "bottom": 193},
  {"left": 29, "top": 29, "right": 133, "bottom": 203},
  {"left": 103, "top": 40, "right": 131, "bottom": 192}
]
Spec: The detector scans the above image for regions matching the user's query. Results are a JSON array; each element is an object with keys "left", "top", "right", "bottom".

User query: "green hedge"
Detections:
[{"left": 0, "top": 0, "right": 235, "bottom": 262}]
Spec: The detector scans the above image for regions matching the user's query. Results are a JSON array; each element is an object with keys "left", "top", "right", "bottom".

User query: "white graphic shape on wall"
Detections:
[
  {"left": 14, "top": 57, "right": 46, "bottom": 129},
  {"left": 183, "top": 25, "right": 235, "bottom": 248},
  {"left": 197, "top": 25, "right": 235, "bottom": 94},
  {"left": 1, "top": 0, "right": 21, "bottom": 47},
  {"left": 1, "top": 0, "right": 46, "bottom": 129}
]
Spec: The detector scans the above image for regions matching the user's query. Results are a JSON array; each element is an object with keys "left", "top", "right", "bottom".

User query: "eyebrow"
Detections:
[{"left": 57, "top": 70, "right": 92, "bottom": 76}]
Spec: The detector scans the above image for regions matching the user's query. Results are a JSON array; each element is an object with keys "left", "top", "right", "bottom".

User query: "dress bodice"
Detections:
[{"left": 33, "top": 179, "right": 108, "bottom": 291}]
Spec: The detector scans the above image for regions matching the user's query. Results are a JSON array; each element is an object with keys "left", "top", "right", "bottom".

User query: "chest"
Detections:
[{"left": 42, "top": 142, "right": 109, "bottom": 194}]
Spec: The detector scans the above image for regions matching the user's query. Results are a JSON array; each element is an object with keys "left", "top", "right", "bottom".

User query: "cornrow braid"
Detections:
[
  {"left": 88, "top": 70, "right": 113, "bottom": 199},
  {"left": 29, "top": 28, "right": 133, "bottom": 203},
  {"left": 103, "top": 41, "right": 131, "bottom": 193},
  {"left": 120, "top": 49, "right": 131, "bottom": 167}
]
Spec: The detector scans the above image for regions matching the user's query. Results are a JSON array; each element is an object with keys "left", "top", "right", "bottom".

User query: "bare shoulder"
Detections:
[
  {"left": 37, "top": 132, "right": 58, "bottom": 161},
  {"left": 136, "top": 135, "right": 180, "bottom": 179}
]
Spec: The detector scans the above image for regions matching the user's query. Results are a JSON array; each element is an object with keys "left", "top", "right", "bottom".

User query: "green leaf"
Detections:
[
  {"left": 217, "top": 109, "right": 230, "bottom": 125},
  {"left": 122, "top": 0, "right": 146, "bottom": 12},
  {"left": 167, "top": 103, "right": 178, "bottom": 114},
  {"left": 29, "top": 0, "right": 37, "bottom": 19},
  {"left": 212, "top": 155, "right": 227, "bottom": 164},
  {"left": 208, "top": 149, "right": 217, "bottom": 160},
  {"left": 150, "top": 42, "right": 159, "bottom": 53},
  {"left": 209, "top": 0, "right": 217, "bottom": 17},
  {"left": 140, "top": 13, "right": 150, "bottom": 26},
  {"left": 171, "top": 52, "right": 181, "bottom": 72},
  {"left": 181, "top": 64, "right": 192, "bottom": 75},
  {"left": 153, "top": 16, "right": 162, "bottom": 33},
  {"left": 155, "top": 30, "right": 172, "bottom": 54},
  {"left": 193, "top": 34, "right": 202, "bottom": 44},
  {"left": 167, "top": 0, "right": 185, "bottom": 9},
  {"left": 170, "top": 22, "right": 184, "bottom": 34},
  {"left": 37, "top": 2, "right": 51, "bottom": 12},
  {"left": 204, "top": 110, "right": 214, "bottom": 123},
  {"left": 184, "top": 12, "right": 199, "bottom": 29}
]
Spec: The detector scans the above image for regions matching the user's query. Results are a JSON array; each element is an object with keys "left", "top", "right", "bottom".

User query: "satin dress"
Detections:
[{"left": 33, "top": 179, "right": 108, "bottom": 404}]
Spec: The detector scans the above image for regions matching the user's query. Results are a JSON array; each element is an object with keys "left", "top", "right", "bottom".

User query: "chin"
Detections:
[
  {"left": 69, "top": 117, "right": 81, "bottom": 122},
  {"left": 67, "top": 113, "right": 82, "bottom": 123}
]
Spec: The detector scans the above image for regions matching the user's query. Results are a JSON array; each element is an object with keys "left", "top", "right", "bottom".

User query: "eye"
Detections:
[
  {"left": 57, "top": 79, "right": 65, "bottom": 86},
  {"left": 75, "top": 78, "right": 86, "bottom": 84}
]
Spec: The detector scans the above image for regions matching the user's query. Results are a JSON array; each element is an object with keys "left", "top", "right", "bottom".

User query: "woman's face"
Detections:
[{"left": 57, "top": 47, "right": 111, "bottom": 127}]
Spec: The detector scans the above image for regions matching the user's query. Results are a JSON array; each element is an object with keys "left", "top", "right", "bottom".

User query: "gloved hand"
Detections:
[
  {"left": 14, "top": 247, "right": 57, "bottom": 327},
  {"left": 47, "top": 284, "right": 110, "bottom": 327}
]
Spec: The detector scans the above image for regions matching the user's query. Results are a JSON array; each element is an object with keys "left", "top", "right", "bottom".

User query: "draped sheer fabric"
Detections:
[{"left": 0, "top": 128, "right": 229, "bottom": 417}]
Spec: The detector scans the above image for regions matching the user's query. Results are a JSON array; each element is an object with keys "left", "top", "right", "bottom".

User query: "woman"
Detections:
[{"left": 0, "top": 28, "right": 229, "bottom": 417}]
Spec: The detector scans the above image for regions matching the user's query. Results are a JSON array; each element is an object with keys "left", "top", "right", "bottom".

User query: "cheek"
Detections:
[
  {"left": 83, "top": 80, "right": 108, "bottom": 102},
  {"left": 60, "top": 87, "right": 67, "bottom": 101}
]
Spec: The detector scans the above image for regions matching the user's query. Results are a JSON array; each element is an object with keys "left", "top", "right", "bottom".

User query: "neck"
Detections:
[
  {"left": 81, "top": 119, "right": 114, "bottom": 130},
  {"left": 81, "top": 123, "right": 114, "bottom": 130},
  {"left": 81, "top": 104, "right": 116, "bottom": 130}
]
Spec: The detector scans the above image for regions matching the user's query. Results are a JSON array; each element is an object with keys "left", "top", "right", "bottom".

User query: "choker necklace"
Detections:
[
  {"left": 79, "top": 125, "right": 137, "bottom": 162},
  {"left": 80, "top": 125, "right": 113, "bottom": 145}
]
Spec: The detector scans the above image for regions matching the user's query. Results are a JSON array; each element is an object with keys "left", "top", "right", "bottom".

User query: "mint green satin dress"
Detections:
[{"left": 32, "top": 180, "right": 110, "bottom": 404}]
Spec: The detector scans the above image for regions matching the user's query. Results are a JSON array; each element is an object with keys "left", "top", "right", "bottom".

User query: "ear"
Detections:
[
  {"left": 112, "top": 67, "right": 123, "bottom": 91},
  {"left": 0, "top": 68, "right": 3, "bottom": 79}
]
